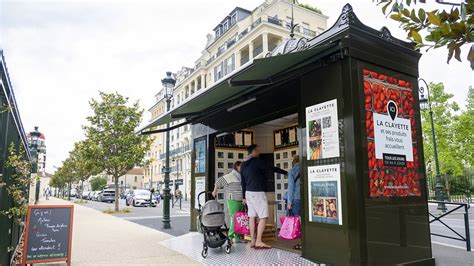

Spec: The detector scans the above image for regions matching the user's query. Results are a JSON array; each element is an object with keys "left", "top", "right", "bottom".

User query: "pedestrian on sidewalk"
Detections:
[
  {"left": 212, "top": 161, "right": 244, "bottom": 243},
  {"left": 241, "top": 144, "right": 287, "bottom": 249},
  {"left": 286, "top": 155, "right": 301, "bottom": 250}
]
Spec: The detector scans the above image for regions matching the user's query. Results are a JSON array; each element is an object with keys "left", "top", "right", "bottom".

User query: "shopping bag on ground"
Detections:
[
  {"left": 278, "top": 211, "right": 301, "bottom": 240},
  {"left": 234, "top": 209, "right": 250, "bottom": 235}
]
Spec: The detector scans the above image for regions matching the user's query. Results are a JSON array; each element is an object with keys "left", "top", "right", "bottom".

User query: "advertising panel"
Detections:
[
  {"left": 363, "top": 69, "right": 421, "bottom": 197},
  {"left": 308, "top": 164, "right": 342, "bottom": 225},
  {"left": 305, "top": 99, "right": 340, "bottom": 160}
]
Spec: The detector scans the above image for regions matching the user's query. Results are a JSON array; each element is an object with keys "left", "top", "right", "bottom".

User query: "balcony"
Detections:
[
  {"left": 267, "top": 16, "right": 282, "bottom": 26},
  {"left": 159, "top": 144, "right": 191, "bottom": 160},
  {"left": 251, "top": 17, "right": 262, "bottom": 30}
]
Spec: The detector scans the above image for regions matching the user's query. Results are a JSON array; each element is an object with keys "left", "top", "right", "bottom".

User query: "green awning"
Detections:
[
  {"left": 171, "top": 43, "right": 338, "bottom": 118},
  {"left": 139, "top": 43, "right": 338, "bottom": 133}
]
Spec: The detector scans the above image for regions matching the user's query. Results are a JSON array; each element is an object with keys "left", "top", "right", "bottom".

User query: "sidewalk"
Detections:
[{"left": 39, "top": 198, "right": 200, "bottom": 265}]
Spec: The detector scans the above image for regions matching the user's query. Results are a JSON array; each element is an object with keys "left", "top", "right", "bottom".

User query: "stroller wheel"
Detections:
[
  {"left": 201, "top": 248, "right": 208, "bottom": 258},
  {"left": 225, "top": 245, "right": 231, "bottom": 254}
]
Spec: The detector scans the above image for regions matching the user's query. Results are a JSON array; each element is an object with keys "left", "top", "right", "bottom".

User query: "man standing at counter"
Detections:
[{"left": 241, "top": 144, "right": 287, "bottom": 249}]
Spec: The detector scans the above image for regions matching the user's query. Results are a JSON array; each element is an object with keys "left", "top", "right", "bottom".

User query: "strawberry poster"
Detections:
[{"left": 363, "top": 69, "right": 421, "bottom": 198}]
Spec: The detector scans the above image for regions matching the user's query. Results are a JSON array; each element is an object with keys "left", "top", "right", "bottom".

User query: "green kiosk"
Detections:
[{"left": 143, "top": 4, "right": 434, "bottom": 265}]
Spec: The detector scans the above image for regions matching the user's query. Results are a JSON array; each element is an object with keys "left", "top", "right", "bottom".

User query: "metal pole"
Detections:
[
  {"left": 464, "top": 204, "right": 471, "bottom": 251},
  {"left": 419, "top": 78, "right": 446, "bottom": 212},
  {"left": 162, "top": 98, "right": 171, "bottom": 229}
]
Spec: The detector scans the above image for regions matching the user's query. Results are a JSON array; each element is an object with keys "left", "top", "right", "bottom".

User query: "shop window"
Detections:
[
  {"left": 227, "top": 153, "right": 234, "bottom": 159},
  {"left": 238, "top": 153, "right": 244, "bottom": 159},
  {"left": 218, "top": 162, "right": 224, "bottom": 168},
  {"left": 218, "top": 152, "right": 224, "bottom": 158}
]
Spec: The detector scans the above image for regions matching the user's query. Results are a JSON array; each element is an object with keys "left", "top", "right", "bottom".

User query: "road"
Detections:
[
  {"left": 80, "top": 198, "right": 191, "bottom": 237},
  {"left": 428, "top": 202, "right": 473, "bottom": 251}
]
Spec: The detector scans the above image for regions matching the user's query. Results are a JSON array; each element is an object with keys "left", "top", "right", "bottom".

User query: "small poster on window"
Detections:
[
  {"left": 195, "top": 176, "right": 206, "bottom": 209},
  {"left": 308, "top": 164, "right": 342, "bottom": 225},
  {"left": 305, "top": 99, "right": 339, "bottom": 160}
]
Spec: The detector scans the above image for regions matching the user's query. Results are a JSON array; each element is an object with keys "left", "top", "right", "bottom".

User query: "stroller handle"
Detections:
[{"left": 197, "top": 191, "right": 214, "bottom": 209}]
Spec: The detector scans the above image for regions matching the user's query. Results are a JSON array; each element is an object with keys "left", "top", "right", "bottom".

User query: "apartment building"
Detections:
[{"left": 145, "top": 0, "right": 328, "bottom": 199}]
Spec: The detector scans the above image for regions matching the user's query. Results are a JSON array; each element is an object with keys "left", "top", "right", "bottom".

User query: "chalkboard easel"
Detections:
[{"left": 22, "top": 205, "right": 74, "bottom": 266}]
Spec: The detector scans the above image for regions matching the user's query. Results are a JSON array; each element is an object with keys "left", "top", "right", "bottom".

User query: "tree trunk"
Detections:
[{"left": 114, "top": 176, "right": 119, "bottom": 212}]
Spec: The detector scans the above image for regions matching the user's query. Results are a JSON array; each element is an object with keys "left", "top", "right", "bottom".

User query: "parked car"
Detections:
[
  {"left": 99, "top": 189, "right": 115, "bottom": 203},
  {"left": 126, "top": 189, "right": 157, "bottom": 207},
  {"left": 92, "top": 191, "right": 101, "bottom": 201},
  {"left": 81, "top": 190, "right": 90, "bottom": 199},
  {"left": 69, "top": 188, "right": 78, "bottom": 198},
  {"left": 87, "top": 191, "right": 95, "bottom": 200}
]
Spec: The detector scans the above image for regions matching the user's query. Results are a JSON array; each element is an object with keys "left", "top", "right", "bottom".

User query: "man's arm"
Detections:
[
  {"left": 287, "top": 168, "right": 295, "bottom": 204},
  {"left": 241, "top": 169, "right": 247, "bottom": 200},
  {"left": 258, "top": 157, "right": 288, "bottom": 175}
]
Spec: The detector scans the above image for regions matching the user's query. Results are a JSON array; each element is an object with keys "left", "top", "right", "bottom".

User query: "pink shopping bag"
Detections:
[
  {"left": 278, "top": 215, "right": 302, "bottom": 240},
  {"left": 234, "top": 211, "right": 250, "bottom": 235}
]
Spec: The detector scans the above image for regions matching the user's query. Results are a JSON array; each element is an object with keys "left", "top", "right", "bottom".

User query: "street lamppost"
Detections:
[
  {"left": 29, "top": 126, "right": 41, "bottom": 204},
  {"left": 418, "top": 78, "right": 447, "bottom": 212},
  {"left": 162, "top": 71, "right": 176, "bottom": 229}
]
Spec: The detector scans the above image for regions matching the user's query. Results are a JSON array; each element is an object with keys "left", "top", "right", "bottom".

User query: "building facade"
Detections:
[
  {"left": 106, "top": 167, "right": 145, "bottom": 191},
  {"left": 145, "top": 0, "right": 328, "bottom": 199}
]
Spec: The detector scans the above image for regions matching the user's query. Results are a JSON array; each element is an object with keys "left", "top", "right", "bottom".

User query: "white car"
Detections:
[{"left": 126, "top": 189, "right": 157, "bottom": 207}]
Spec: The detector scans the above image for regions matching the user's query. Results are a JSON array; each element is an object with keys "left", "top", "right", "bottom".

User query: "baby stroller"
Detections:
[{"left": 197, "top": 191, "right": 232, "bottom": 258}]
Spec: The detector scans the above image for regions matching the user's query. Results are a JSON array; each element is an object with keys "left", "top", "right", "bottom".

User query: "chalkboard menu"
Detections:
[{"left": 23, "top": 205, "right": 74, "bottom": 265}]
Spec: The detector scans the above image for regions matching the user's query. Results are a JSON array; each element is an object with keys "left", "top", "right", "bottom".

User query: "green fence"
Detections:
[
  {"left": 426, "top": 170, "right": 474, "bottom": 203},
  {"left": 0, "top": 51, "right": 31, "bottom": 265}
]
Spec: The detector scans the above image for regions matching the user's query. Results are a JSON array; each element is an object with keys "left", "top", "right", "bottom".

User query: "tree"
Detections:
[
  {"left": 69, "top": 139, "right": 98, "bottom": 195},
  {"left": 89, "top": 175, "right": 107, "bottom": 191},
  {"left": 83, "top": 92, "right": 151, "bottom": 211},
  {"left": 54, "top": 158, "right": 78, "bottom": 200},
  {"left": 0, "top": 144, "right": 32, "bottom": 226},
  {"left": 374, "top": 0, "right": 474, "bottom": 67},
  {"left": 421, "top": 82, "right": 463, "bottom": 177},
  {"left": 453, "top": 86, "right": 474, "bottom": 167}
]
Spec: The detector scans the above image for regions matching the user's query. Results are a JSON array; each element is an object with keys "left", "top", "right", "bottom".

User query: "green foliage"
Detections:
[
  {"left": 374, "top": 0, "right": 474, "bottom": 67},
  {"left": 421, "top": 83, "right": 461, "bottom": 176},
  {"left": 453, "top": 86, "right": 474, "bottom": 167},
  {"left": 83, "top": 92, "right": 152, "bottom": 211},
  {"left": 0, "top": 144, "right": 32, "bottom": 227},
  {"left": 90, "top": 175, "right": 107, "bottom": 191},
  {"left": 297, "top": 1, "right": 323, "bottom": 14}
]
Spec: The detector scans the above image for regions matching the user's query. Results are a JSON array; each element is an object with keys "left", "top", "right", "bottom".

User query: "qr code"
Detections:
[{"left": 322, "top": 116, "right": 331, "bottom": 129}]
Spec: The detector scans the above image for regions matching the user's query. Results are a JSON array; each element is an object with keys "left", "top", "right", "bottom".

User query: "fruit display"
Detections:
[{"left": 363, "top": 69, "right": 421, "bottom": 198}]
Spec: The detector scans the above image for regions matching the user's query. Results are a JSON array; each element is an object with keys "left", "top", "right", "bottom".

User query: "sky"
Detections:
[{"left": 1, "top": 0, "right": 472, "bottom": 173}]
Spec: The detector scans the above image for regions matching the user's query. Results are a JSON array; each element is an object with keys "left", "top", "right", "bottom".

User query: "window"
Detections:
[
  {"left": 276, "top": 153, "right": 281, "bottom": 160},
  {"left": 121, "top": 180, "right": 123, "bottom": 185},
  {"left": 227, "top": 153, "right": 234, "bottom": 159},
  {"left": 238, "top": 153, "right": 244, "bottom": 159},
  {"left": 283, "top": 152, "right": 288, "bottom": 159},
  {"left": 283, "top": 162, "right": 289, "bottom": 169},
  {"left": 228, "top": 162, "right": 233, "bottom": 169},
  {"left": 231, "top": 14, "right": 237, "bottom": 24},
  {"left": 218, "top": 172, "right": 224, "bottom": 177},
  {"left": 134, "top": 176, "right": 137, "bottom": 182},
  {"left": 214, "top": 63, "right": 223, "bottom": 82},
  {"left": 223, "top": 21, "right": 228, "bottom": 31},
  {"left": 277, "top": 183, "right": 281, "bottom": 190},
  {"left": 225, "top": 54, "right": 235, "bottom": 75},
  {"left": 218, "top": 152, "right": 224, "bottom": 158},
  {"left": 218, "top": 162, "right": 224, "bottom": 168},
  {"left": 284, "top": 183, "right": 288, "bottom": 189}
]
